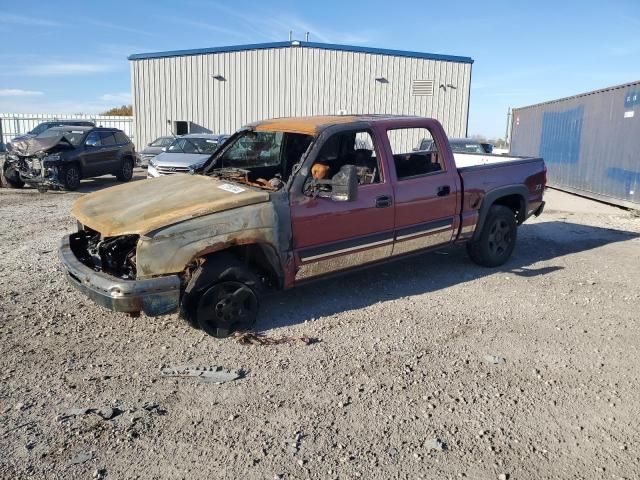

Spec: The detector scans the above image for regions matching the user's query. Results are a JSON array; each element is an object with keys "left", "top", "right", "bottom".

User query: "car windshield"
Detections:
[
  {"left": 36, "top": 128, "right": 85, "bottom": 146},
  {"left": 168, "top": 137, "right": 220, "bottom": 154},
  {"left": 150, "top": 137, "right": 173, "bottom": 147},
  {"left": 450, "top": 141, "right": 485, "bottom": 154},
  {"left": 29, "top": 123, "right": 55, "bottom": 135}
]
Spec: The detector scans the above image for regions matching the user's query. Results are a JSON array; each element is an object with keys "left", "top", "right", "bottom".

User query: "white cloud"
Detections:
[
  {"left": 0, "top": 88, "right": 43, "bottom": 97},
  {"left": 21, "top": 63, "right": 116, "bottom": 76},
  {"left": 1, "top": 13, "right": 62, "bottom": 27},
  {"left": 99, "top": 92, "right": 131, "bottom": 103},
  {"left": 82, "top": 19, "right": 153, "bottom": 36}
]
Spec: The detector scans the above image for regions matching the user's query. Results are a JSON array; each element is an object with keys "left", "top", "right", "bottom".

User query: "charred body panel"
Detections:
[
  {"left": 135, "top": 199, "right": 288, "bottom": 280},
  {"left": 60, "top": 235, "right": 180, "bottom": 316}
]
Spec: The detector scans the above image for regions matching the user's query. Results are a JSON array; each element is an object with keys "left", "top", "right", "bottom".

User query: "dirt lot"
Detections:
[{"left": 1, "top": 179, "right": 639, "bottom": 480}]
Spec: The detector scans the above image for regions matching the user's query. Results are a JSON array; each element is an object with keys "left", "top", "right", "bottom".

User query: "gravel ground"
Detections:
[{"left": 1, "top": 183, "right": 639, "bottom": 480}]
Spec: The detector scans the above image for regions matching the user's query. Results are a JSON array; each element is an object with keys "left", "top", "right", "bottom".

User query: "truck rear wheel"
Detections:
[
  {"left": 467, "top": 205, "right": 517, "bottom": 267},
  {"left": 180, "top": 253, "right": 261, "bottom": 338}
]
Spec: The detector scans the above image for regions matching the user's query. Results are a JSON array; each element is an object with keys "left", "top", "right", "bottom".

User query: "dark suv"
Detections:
[{"left": 3, "top": 126, "right": 136, "bottom": 191}]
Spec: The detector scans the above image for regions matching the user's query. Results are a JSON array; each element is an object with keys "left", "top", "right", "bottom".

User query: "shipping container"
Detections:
[{"left": 510, "top": 81, "right": 639, "bottom": 208}]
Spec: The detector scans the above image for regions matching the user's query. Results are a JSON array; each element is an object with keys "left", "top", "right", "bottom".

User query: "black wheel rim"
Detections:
[
  {"left": 197, "top": 281, "right": 258, "bottom": 337},
  {"left": 487, "top": 218, "right": 512, "bottom": 257},
  {"left": 66, "top": 167, "right": 79, "bottom": 187},
  {"left": 123, "top": 161, "right": 133, "bottom": 178}
]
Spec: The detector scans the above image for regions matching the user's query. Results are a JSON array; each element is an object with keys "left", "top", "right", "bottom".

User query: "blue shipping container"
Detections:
[{"left": 510, "top": 81, "right": 640, "bottom": 208}]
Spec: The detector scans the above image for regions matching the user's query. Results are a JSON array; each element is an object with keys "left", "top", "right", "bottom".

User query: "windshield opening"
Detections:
[
  {"left": 207, "top": 130, "right": 314, "bottom": 190},
  {"left": 36, "top": 128, "right": 85, "bottom": 146},
  {"left": 29, "top": 123, "right": 54, "bottom": 136}
]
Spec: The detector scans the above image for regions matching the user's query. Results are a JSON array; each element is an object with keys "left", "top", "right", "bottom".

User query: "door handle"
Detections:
[
  {"left": 437, "top": 185, "right": 451, "bottom": 197},
  {"left": 375, "top": 195, "right": 392, "bottom": 208}
]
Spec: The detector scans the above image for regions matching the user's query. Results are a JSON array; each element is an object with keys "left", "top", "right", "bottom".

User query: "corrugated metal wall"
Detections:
[
  {"left": 130, "top": 45, "right": 471, "bottom": 150},
  {"left": 510, "top": 81, "right": 640, "bottom": 208},
  {"left": 0, "top": 113, "right": 134, "bottom": 146}
]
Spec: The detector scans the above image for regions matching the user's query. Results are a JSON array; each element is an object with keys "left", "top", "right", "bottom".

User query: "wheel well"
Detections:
[
  {"left": 198, "top": 244, "right": 283, "bottom": 290},
  {"left": 492, "top": 194, "right": 525, "bottom": 224}
]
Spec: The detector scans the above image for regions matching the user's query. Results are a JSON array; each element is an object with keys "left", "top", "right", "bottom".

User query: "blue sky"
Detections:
[{"left": 1, "top": 0, "right": 638, "bottom": 138}]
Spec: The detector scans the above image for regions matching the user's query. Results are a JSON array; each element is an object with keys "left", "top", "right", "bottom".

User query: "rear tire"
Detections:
[
  {"left": 116, "top": 157, "right": 134, "bottom": 182},
  {"left": 61, "top": 164, "right": 81, "bottom": 191},
  {"left": 2, "top": 164, "right": 25, "bottom": 188},
  {"left": 180, "top": 253, "right": 262, "bottom": 338},
  {"left": 467, "top": 205, "right": 517, "bottom": 267}
]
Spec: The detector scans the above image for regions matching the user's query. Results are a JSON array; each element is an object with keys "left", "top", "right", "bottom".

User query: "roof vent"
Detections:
[{"left": 412, "top": 79, "right": 434, "bottom": 96}]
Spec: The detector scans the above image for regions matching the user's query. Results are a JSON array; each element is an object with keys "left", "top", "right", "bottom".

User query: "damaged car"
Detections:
[
  {"left": 59, "top": 115, "right": 545, "bottom": 338},
  {"left": 3, "top": 126, "right": 136, "bottom": 191}
]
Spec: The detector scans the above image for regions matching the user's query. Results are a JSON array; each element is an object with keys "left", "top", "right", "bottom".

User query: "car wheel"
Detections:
[
  {"left": 180, "top": 253, "right": 262, "bottom": 338},
  {"left": 2, "top": 164, "right": 25, "bottom": 188},
  {"left": 116, "top": 158, "right": 134, "bottom": 182},
  {"left": 61, "top": 164, "right": 81, "bottom": 191},
  {"left": 467, "top": 205, "right": 517, "bottom": 267}
]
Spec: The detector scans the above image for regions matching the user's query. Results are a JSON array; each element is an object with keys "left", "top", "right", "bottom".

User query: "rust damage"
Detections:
[
  {"left": 252, "top": 115, "right": 360, "bottom": 135},
  {"left": 72, "top": 174, "right": 270, "bottom": 237}
]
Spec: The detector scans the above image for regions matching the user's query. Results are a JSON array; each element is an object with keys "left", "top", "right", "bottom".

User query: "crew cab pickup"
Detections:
[{"left": 59, "top": 115, "right": 545, "bottom": 338}]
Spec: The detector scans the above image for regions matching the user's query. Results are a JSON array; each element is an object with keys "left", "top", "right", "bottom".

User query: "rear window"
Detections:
[
  {"left": 115, "top": 132, "right": 130, "bottom": 144},
  {"left": 387, "top": 127, "right": 444, "bottom": 179},
  {"left": 99, "top": 132, "right": 116, "bottom": 145},
  {"left": 150, "top": 137, "right": 172, "bottom": 147},
  {"left": 450, "top": 141, "right": 484, "bottom": 154}
]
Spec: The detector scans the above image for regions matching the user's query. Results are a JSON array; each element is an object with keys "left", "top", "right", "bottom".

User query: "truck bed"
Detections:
[{"left": 454, "top": 152, "right": 540, "bottom": 169}]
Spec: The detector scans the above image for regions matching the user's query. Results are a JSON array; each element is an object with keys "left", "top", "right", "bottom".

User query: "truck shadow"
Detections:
[{"left": 259, "top": 220, "right": 639, "bottom": 331}]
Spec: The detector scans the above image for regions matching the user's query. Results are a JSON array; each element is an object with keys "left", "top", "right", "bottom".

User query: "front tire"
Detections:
[
  {"left": 2, "top": 164, "right": 25, "bottom": 188},
  {"left": 61, "top": 164, "right": 81, "bottom": 191},
  {"left": 467, "top": 205, "right": 517, "bottom": 267},
  {"left": 180, "top": 253, "right": 262, "bottom": 338},
  {"left": 116, "top": 157, "right": 134, "bottom": 182}
]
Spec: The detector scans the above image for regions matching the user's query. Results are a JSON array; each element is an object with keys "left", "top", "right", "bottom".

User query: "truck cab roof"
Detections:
[{"left": 249, "top": 114, "right": 421, "bottom": 136}]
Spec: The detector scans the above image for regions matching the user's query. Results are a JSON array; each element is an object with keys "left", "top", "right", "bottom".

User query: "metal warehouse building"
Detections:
[
  {"left": 510, "top": 80, "right": 640, "bottom": 208},
  {"left": 128, "top": 40, "right": 473, "bottom": 149}
]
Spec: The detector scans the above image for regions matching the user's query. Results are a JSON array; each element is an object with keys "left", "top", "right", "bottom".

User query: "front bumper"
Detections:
[
  {"left": 147, "top": 165, "right": 160, "bottom": 178},
  {"left": 58, "top": 234, "right": 181, "bottom": 316}
]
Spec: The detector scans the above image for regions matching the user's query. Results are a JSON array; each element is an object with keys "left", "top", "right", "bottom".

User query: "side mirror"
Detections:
[
  {"left": 161, "top": 146, "right": 167, "bottom": 152},
  {"left": 330, "top": 165, "right": 358, "bottom": 202}
]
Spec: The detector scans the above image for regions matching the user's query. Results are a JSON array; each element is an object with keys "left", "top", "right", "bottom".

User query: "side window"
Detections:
[
  {"left": 114, "top": 132, "right": 130, "bottom": 144},
  {"left": 99, "top": 132, "right": 116, "bottom": 145},
  {"left": 85, "top": 131, "right": 101, "bottom": 147},
  {"left": 311, "top": 129, "right": 381, "bottom": 186},
  {"left": 387, "top": 128, "right": 444, "bottom": 180}
]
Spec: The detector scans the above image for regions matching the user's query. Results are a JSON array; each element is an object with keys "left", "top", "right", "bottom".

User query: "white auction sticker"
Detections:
[
  {"left": 624, "top": 111, "right": 635, "bottom": 118},
  {"left": 218, "top": 183, "right": 246, "bottom": 194}
]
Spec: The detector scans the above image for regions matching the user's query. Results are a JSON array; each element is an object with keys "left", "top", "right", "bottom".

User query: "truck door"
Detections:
[
  {"left": 289, "top": 128, "right": 395, "bottom": 282},
  {"left": 383, "top": 125, "right": 460, "bottom": 256}
]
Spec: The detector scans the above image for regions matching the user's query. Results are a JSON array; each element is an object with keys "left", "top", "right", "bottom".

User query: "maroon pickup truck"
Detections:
[{"left": 60, "top": 115, "right": 545, "bottom": 337}]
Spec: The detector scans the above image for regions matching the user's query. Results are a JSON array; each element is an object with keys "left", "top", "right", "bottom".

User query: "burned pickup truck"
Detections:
[
  {"left": 3, "top": 126, "right": 135, "bottom": 191},
  {"left": 59, "top": 115, "right": 545, "bottom": 337}
]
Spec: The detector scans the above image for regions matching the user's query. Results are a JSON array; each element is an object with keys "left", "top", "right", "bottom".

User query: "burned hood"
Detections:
[
  {"left": 9, "top": 135, "right": 73, "bottom": 156},
  {"left": 71, "top": 174, "right": 270, "bottom": 237}
]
